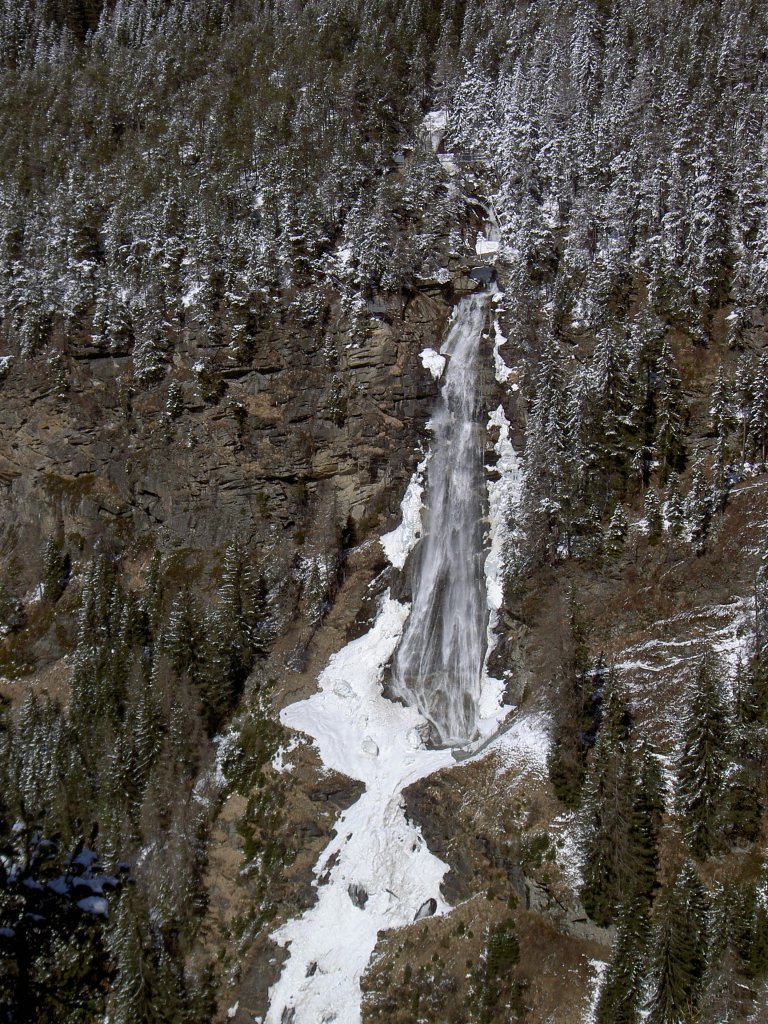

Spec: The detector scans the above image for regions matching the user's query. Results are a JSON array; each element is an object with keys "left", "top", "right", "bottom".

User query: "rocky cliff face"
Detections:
[{"left": 0, "top": 281, "right": 477, "bottom": 607}]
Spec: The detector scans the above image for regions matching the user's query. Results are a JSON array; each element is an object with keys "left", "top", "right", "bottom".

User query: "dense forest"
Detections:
[{"left": 1, "top": 0, "right": 768, "bottom": 1022}]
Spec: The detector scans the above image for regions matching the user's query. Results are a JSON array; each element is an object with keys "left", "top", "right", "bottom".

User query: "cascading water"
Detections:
[
  {"left": 265, "top": 285, "right": 508, "bottom": 1024},
  {"left": 390, "top": 292, "right": 490, "bottom": 745}
]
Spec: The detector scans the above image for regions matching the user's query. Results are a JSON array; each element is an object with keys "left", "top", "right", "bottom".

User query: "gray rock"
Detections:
[
  {"left": 348, "top": 883, "right": 368, "bottom": 909},
  {"left": 413, "top": 897, "right": 437, "bottom": 921}
]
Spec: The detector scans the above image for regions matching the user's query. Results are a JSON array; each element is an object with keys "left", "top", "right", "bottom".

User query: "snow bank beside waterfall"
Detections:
[
  {"left": 487, "top": 712, "right": 550, "bottom": 778},
  {"left": 419, "top": 347, "right": 446, "bottom": 380},
  {"left": 492, "top": 317, "right": 515, "bottom": 385},
  {"left": 267, "top": 596, "right": 454, "bottom": 1024},
  {"left": 477, "top": 404, "right": 524, "bottom": 732},
  {"left": 379, "top": 457, "right": 428, "bottom": 569},
  {"left": 484, "top": 404, "right": 522, "bottom": 612}
]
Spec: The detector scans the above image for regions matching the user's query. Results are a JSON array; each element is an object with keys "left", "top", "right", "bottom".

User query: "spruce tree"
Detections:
[
  {"left": 646, "top": 862, "right": 709, "bottom": 1024},
  {"left": 166, "top": 586, "right": 205, "bottom": 689},
  {"left": 653, "top": 340, "right": 686, "bottom": 481},
  {"left": 664, "top": 474, "right": 685, "bottom": 539},
  {"left": 579, "top": 672, "right": 658, "bottom": 926},
  {"left": 605, "top": 504, "right": 629, "bottom": 558},
  {"left": 596, "top": 897, "right": 651, "bottom": 1024},
  {"left": 675, "top": 655, "right": 729, "bottom": 859},
  {"left": 684, "top": 467, "right": 711, "bottom": 555},
  {"left": 106, "top": 891, "right": 155, "bottom": 1024},
  {"left": 747, "top": 351, "right": 768, "bottom": 466},
  {"left": 644, "top": 490, "right": 663, "bottom": 544},
  {"left": 734, "top": 353, "right": 756, "bottom": 462}
]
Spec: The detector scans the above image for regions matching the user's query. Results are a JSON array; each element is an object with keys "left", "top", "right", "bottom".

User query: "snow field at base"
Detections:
[{"left": 266, "top": 596, "right": 454, "bottom": 1024}]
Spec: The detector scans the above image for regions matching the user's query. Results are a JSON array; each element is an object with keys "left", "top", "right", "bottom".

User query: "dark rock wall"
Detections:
[{"left": 0, "top": 286, "right": 460, "bottom": 592}]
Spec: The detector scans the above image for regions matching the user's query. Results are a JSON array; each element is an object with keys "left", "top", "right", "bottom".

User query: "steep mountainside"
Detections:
[{"left": 2, "top": 2, "right": 768, "bottom": 1024}]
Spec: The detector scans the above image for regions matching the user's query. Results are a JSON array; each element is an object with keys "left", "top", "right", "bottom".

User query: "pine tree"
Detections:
[
  {"left": 142, "top": 552, "right": 164, "bottom": 647},
  {"left": 700, "top": 882, "right": 768, "bottom": 1022},
  {"left": 106, "top": 891, "right": 155, "bottom": 1024},
  {"left": 42, "top": 535, "right": 70, "bottom": 603},
  {"left": 664, "top": 474, "right": 685, "bottom": 539},
  {"left": 579, "top": 672, "right": 657, "bottom": 926},
  {"left": 710, "top": 366, "right": 735, "bottom": 439},
  {"left": 646, "top": 862, "right": 709, "bottom": 1024},
  {"left": 522, "top": 334, "right": 569, "bottom": 563},
  {"left": 684, "top": 467, "right": 711, "bottom": 555},
  {"left": 547, "top": 599, "right": 597, "bottom": 807},
  {"left": 630, "top": 742, "right": 664, "bottom": 900},
  {"left": 734, "top": 353, "right": 756, "bottom": 463},
  {"left": 747, "top": 352, "right": 768, "bottom": 466},
  {"left": 675, "top": 655, "right": 729, "bottom": 859},
  {"left": 644, "top": 489, "right": 663, "bottom": 544},
  {"left": 653, "top": 340, "right": 687, "bottom": 481},
  {"left": 605, "top": 503, "right": 629, "bottom": 558},
  {"left": 199, "top": 608, "right": 237, "bottom": 735},
  {"left": 219, "top": 539, "right": 267, "bottom": 682},
  {"left": 166, "top": 586, "right": 205, "bottom": 688},
  {"left": 589, "top": 328, "right": 634, "bottom": 501},
  {"left": 711, "top": 432, "right": 732, "bottom": 515},
  {"left": 721, "top": 659, "right": 762, "bottom": 849},
  {"left": 596, "top": 897, "right": 651, "bottom": 1024}
]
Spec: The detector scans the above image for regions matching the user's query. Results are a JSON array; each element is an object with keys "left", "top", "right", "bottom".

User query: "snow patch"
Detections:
[
  {"left": 336, "top": 244, "right": 353, "bottom": 269},
  {"left": 487, "top": 712, "right": 550, "bottom": 777},
  {"left": 616, "top": 597, "right": 753, "bottom": 680},
  {"left": 379, "top": 458, "right": 428, "bottom": 569},
  {"left": 422, "top": 110, "right": 448, "bottom": 151},
  {"left": 212, "top": 730, "right": 239, "bottom": 788},
  {"left": 271, "top": 735, "right": 301, "bottom": 774},
  {"left": 76, "top": 896, "right": 109, "bottom": 917},
  {"left": 492, "top": 319, "right": 514, "bottom": 385},
  {"left": 583, "top": 958, "right": 608, "bottom": 1024},
  {"left": 552, "top": 811, "right": 583, "bottom": 890},
  {"left": 476, "top": 234, "right": 499, "bottom": 255},
  {"left": 181, "top": 281, "right": 202, "bottom": 308},
  {"left": 419, "top": 347, "right": 446, "bottom": 380}
]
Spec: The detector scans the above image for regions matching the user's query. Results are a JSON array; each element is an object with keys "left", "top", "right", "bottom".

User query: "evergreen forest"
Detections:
[{"left": 1, "top": 1, "right": 768, "bottom": 1022}]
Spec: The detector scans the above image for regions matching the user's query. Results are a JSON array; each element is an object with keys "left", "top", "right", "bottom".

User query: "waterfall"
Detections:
[
  {"left": 390, "top": 292, "right": 490, "bottom": 745},
  {"left": 266, "top": 287, "right": 505, "bottom": 1024}
]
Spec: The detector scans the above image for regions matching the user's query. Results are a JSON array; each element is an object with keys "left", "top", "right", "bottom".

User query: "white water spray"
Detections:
[{"left": 390, "top": 292, "right": 490, "bottom": 744}]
